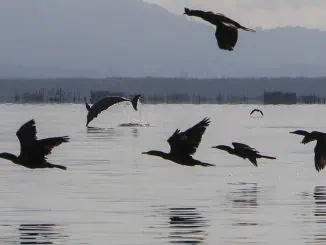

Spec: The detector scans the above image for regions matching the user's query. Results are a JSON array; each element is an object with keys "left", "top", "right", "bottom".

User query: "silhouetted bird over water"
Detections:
[
  {"left": 184, "top": 8, "right": 255, "bottom": 51},
  {"left": 85, "top": 95, "right": 141, "bottom": 126},
  {"left": 0, "top": 120, "right": 69, "bottom": 170},
  {"left": 250, "top": 109, "right": 263, "bottom": 117},
  {"left": 212, "top": 142, "right": 276, "bottom": 166},
  {"left": 290, "top": 130, "right": 326, "bottom": 172},
  {"left": 142, "top": 117, "right": 215, "bottom": 167}
]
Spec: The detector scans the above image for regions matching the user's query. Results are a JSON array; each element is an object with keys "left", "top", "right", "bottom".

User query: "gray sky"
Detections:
[{"left": 145, "top": 0, "right": 326, "bottom": 30}]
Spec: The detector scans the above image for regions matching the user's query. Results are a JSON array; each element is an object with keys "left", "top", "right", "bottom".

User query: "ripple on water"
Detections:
[
  {"left": 1, "top": 223, "right": 68, "bottom": 244},
  {"left": 150, "top": 206, "right": 209, "bottom": 244}
]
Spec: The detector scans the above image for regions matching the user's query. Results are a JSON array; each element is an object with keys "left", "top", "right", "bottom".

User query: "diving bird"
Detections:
[
  {"left": 184, "top": 8, "right": 255, "bottom": 51},
  {"left": 290, "top": 130, "right": 326, "bottom": 172},
  {"left": 142, "top": 117, "right": 215, "bottom": 167},
  {"left": 85, "top": 94, "right": 141, "bottom": 126},
  {"left": 212, "top": 142, "right": 276, "bottom": 167},
  {"left": 250, "top": 109, "right": 263, "bottom": 117},
  {"left": 0, "top": 120, "right": 69, "bottom": 170}
]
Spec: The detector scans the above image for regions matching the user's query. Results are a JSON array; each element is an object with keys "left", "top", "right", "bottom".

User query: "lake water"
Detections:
[{"left": 0, "top": 103, "right": 326, "bottom": 244}]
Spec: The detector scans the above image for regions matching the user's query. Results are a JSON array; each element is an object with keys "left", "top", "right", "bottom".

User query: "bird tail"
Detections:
[
  {"left": 85, "top": 102, "right": 91, "bottom": 111},
  {"left": 48, "top": 163, "right": 67, "bottom": 170},
  {"left": 259, "top": 155, "right": 276, "bottom": 160},
  {"left": 131, "top": 94, "right": 141, "bottom": 111},
  {"left": 241, "top": 26, "right": 255, "bottom": 32},
  {"left": 199, "top": 162, "right": 215, "bottom": 167}
]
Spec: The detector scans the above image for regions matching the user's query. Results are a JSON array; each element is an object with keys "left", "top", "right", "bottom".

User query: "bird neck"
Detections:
[
  {"left": 220, "top": 146, "right": 235, "bottom": 155},
  {"left": 149, "top": 151, "right": 169, "bottom": 159},
  {"left": 0, "top": 152, "right": 18, "bottom": 163}
]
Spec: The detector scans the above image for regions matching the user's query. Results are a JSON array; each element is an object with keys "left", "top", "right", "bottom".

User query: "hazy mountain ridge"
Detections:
[{"left": 0, "top": 0, "right": 325, "bottom": 78}]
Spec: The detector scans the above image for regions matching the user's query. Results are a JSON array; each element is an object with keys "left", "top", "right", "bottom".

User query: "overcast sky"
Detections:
[{"left": 145, "top": 0, "right": 326, "bottom": 30}]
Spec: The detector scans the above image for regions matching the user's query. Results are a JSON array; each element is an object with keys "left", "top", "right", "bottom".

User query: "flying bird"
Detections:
[
  {"left": 212, "top": 142, "right": 276, "bottom": 166},
  {"left": 142, "top": 117, "right": 215, "bottom": 167},
  {"left": 0, "top": 120, "right": 69, "bottom": 170},
  {"left": 184, "top": 8, "right": 255, "bottom": 51},
  {"left": 290, "top": 130, "right": 326, "bottom": 172},
  {"left": 250, "top": 109, "right": 263, "bottom": 117},
  {"left": 85, "top": 94, "right": 141, "bottom": 126}
]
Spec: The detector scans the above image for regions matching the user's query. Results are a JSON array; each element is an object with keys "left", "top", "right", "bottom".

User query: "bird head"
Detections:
[
  {"left": 142, "top": 150, "right": 166, "bottom": 158},
  {"left": 289, "top": 130, "right": 309, "bottom": 136},
  {"left": 211, "top": 145, "right": 233, "bottom": 152}
]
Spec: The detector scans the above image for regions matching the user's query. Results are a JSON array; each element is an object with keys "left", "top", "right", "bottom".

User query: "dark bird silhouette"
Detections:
[
  {"left": 0, "top": 120, "right": 69, "bottom": 170},
  {"left": 85, "top": 94, "right": 141, "bottom": 126},
  {"left": 250, "top": 109, "right": 263, "bottom": 117},
  {"left": 142, "top": 117, "right": 215, "bottom": 167},
  {"left": 290, "top": 130, "right": 326, "bottom": 172},
  {"left": 184, "top": 8, "right": 255, "bottom": 51},
  {"left": 212, "top": 142, "right": 276, "bottom": 166}
]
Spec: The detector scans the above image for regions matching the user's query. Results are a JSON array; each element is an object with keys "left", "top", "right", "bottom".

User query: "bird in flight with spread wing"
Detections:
[
  {"left": 0, "top": 120, "right": 69, "bottom": 170},
  {"left": 250, "top": 109, "right": 263, "bottom": 117},
  {"left": 212, "top": 142, "right": 276, "bottom": 167},
  {"left": 184, "top": 8, "right": 255, "bottom": 51},
  {"left": 142, "top": 117, "right": 214, "bottom": 167},
  {"left": 290, "top": 130, "right": 326, "bottom": 172}
]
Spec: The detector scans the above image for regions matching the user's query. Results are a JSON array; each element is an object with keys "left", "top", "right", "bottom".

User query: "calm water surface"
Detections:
[{"left": 0, "top": 103, "right": 325, "bottom": 244}]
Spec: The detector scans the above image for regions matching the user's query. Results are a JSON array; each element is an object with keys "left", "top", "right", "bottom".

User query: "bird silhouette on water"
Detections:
[
  {"left": 0, "top": 120, "right": 69, "bottom": 170},
  {"left": 85, "top": 94, "right": 141, "bottom": 126},
  {"left": 184, "top": 8, "right": 255, "bottom": 51},
  {"left": 212, "top": 142, "right": 276, "bottom": 166},
  {"left": 290, "top": 130, "right": 326, "bottom": 172},
  {"left": 142, "top": 117, "right": 215, "bottom": 167},
  {"left": 250, "top": 109, "right": 263, "bottom": 117}
]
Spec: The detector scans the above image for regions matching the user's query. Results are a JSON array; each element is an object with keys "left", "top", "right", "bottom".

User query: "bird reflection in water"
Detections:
[
  {"left": 226, "top": 182, "right": 259, "bottom": 228},
  {"left": 118, "top": 122, "right": 151, "bottom": 127},
  {"left": 314, "top": 186, "right": 326, "bottom": 220},
  {"left": 167, "top": 207, "right": 209, "bottom": 244},
  {"left": 228, "top": 182, "right": 259, "bottom": 209},
  {"left": 131, "top": 128, "right": 139, "bottom": 138},
  {"left": 18, "top": 223, "right": 67, "bottom": 244},
  {"left": 86, "top": 127, "right": 123, "bottom": 141},
  {"left": 313, "top": 186, "right": 326, "bottom": 243}
]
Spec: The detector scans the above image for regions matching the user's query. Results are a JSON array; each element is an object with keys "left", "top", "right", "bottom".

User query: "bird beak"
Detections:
[
  {"left": 141, "top": 152, "right": 148, "bottom": 155},
  {"left": 289, "top": 131, "right": 295, "bottom": 134},
  {"left": 211, "top": 146, "right": 218, "bottom": 148}
]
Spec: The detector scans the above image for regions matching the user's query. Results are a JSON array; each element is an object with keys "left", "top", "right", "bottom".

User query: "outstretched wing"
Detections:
[
  {"left": 86, "top": 96, "right": 130, "bottom": 126},
  {"left": 16, "top": 120, "right": 37, "bottom": 146},
  {"left": 184, "top": 8, "right": 221, "bottom": 26},
  {"left": 302, "top": 131, "right": 326, "bottom": 144},
  {"left": 315, "top": 153, "right": 326, "bottom": 172},
  {"left": 215, "top": 23, "right": 238, "bottom": 51},
  {"left": 250, "top": 109, "right": 263, "bottom": 116},
  {"left": 248, "top": 156, "right": 258, "bottom": 167},
  {"left": 218, "top": 14, "right": 255, "bottom": 32},
  {"left": 232, "top": 142, "right": 258, "bottom": 153},
  {"left": 302, "top": 135, "right": 316, "bottom": 144},
  {"left": 37, "top": 136, "right": 70, "bottom": 157},
  {"left": 167, "top": 117, "right": 210, "bottom": 156}
]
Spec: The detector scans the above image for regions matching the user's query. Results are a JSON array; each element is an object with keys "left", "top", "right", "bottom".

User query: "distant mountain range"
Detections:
[{"left": 0, "top": 0, "right": 325, "bottom": 78}]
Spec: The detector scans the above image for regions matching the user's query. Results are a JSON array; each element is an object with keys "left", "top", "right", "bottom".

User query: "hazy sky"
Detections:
[{"left": 145, "top": 0, "right": 326, "bottom": 30}]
